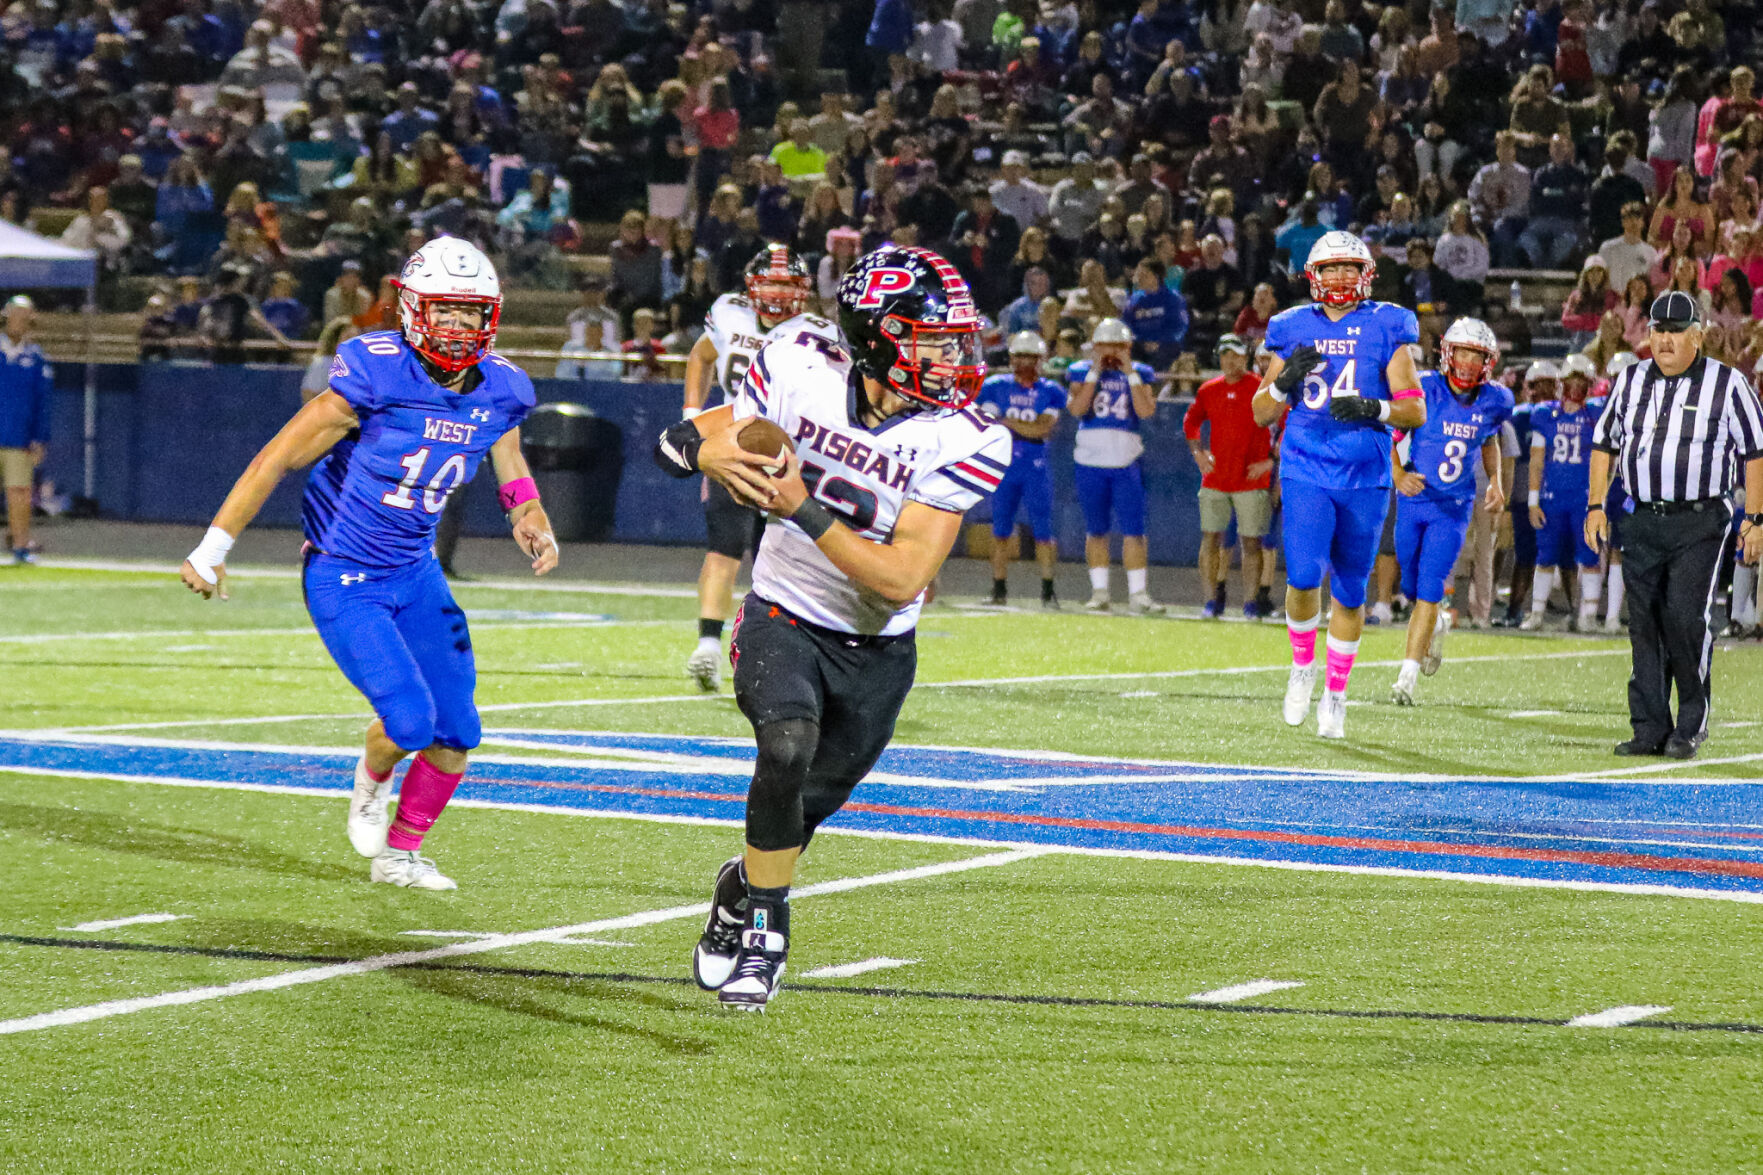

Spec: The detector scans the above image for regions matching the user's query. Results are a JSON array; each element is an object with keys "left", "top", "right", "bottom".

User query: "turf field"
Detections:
[{"left": 2, "top": 557, "right": 1761, "bottom": 1173}]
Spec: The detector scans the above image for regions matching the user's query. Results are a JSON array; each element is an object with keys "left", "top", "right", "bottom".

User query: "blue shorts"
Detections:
[
  {"left": 1281, "top": 477, "right": 1390, "bottom": 609},
  {"left": 991, "top": 449, "right": 1055, "bottom": 543},
  {"left": 1075, "top": 462, "right": 1146, "bottom": 538},
  {"left": 1395, "top": 495, "right": 1474, "bottom": 604},
  {"left": 1536, "top": 498, "right": 1597, "bottom": 568},
  {"left": 303, "top": 552, "right": 481, "bottom": 752}
]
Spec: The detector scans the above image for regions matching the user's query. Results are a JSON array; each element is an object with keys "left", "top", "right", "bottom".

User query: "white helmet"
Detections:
[
  {"left": 1305, "top": 230, "right": 1375, "bottom": 306},
  {"left": 1440, "top": 317, "right": 1499, "bottom": 390},
  {"left": 1524, "top": 358, "right": 1561, "bottom": 386},
  {"left": 1092, "top": 317, "right": 1134, "bottom": 345},
  {"left": 1007, "top": 330, "right": 1049, "bottom": 358},
  {"left": 1559, "top": 353, "right": 1598, "bottom": 385},
  {"left": 392, "top": 235, "right": 503, "bottom": 372},
  {"left": 1608, "top": 351, "right": 1640, "bottom": 377}
]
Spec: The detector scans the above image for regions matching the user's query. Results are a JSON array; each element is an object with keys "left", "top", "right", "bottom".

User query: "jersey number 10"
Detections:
[{"left": 382, "top": 446, "right": 468, "bottom": 513}]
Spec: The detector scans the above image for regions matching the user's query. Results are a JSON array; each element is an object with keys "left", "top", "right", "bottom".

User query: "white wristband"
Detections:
[
  {"left": 1266, "top": 386, "right": 1287, "bottom": 404},
  {"left": 682, "top": 406, "right": 703, "bottom": 420},
  {"left": 186, "top": 525, "right": 235, "bottom": 586},
  {"left": 1377, "top": 400, "right": 1391, "bottom": 422},
  {"left": 1528, "top": 491, "right": 1540, "bottom": 508}
]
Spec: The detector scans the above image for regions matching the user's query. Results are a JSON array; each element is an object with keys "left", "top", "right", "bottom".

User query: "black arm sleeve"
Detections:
[{"left": 654, "top": 419, "right": 704, "bottom": 478}]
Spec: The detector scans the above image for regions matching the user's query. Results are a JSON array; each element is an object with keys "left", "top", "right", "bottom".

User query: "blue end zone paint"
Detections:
[{"left": 2, "top": 732, "right": 1760, "bottom": 897}]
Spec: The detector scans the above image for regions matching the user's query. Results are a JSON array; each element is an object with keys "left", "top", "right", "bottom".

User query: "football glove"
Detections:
[
  {"left": 1273, "top": 344, "right": 1322, "bottom": 394},
  {"left": 1328, "top": 395, "right": 1383, "bottom": 423}
]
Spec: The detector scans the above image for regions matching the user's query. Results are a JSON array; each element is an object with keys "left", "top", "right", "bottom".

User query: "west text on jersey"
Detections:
[{"left": 423, "top": 418, "right": 479, "bottom": 444}]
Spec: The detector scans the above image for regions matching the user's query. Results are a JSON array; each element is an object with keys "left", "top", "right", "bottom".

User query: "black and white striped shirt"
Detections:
[{"left": 1591, "top": 356, "right": 1763, "bottom": 502}]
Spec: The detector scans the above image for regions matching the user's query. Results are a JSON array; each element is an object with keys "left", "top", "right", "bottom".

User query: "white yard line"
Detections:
[
  {"left": 1187, "top": 979, "right": 1305, "bottom": 1004},
  {"left": 33, "top": 558, "right": 703, "bottom": 598},
  {"left": 32, "top": 694, "right": 726, "bottom": 735},
  {"left": 1506, "top": 710, "right": 1560, "bottom": 718},
  {"left": 1567, "top": 1004, "right": 1672, "bottom": 1027},
  {"left": 802, "top": 957, "right": 920, "bottom": 979},
  {"left": 1556, "top": 752, "right": 1763, "bottom": 780},
  {"left": 0, "top": 618, "right": 684, "bottom": 646},
  {"left": 0, "top": 848, "right": 1048, "bottom": 1036},
  {"left": 398, "top": 930, "right": 493, "bottom": 940},
  {"left": 62, "top": 913, "right": 186, "bottom": 933}
]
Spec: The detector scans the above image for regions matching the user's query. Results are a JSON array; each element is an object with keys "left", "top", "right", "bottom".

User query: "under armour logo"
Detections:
[
  {"left": 894, "top": 445, "right": 920, "bottom": 461},
  {"left": 470, "top": 408, "right": 492, "bottom": 422},
  {"left": 1346, "top": 327, "right": 1361, "bottom": 336},
  {"left": 340, "top": 573, "right": 367, "bottom": 585}
]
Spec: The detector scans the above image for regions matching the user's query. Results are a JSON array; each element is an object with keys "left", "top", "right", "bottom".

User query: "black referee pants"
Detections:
[{"left": 1617, "top": 502, "right": 1731, "bottom": 744}]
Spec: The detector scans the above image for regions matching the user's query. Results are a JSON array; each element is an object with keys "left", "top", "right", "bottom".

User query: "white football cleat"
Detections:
[
  {"left": 1282, "top": 663, "right": 1317, "bottom": 727},
  {"left": 370, "top": 849, "right": 457, "bottom": 890},
  {"left": 1126, "top": 592, "right": 1166, "bottom": 615},
  {"left": 1421, "top": 611, "right": 1451, "bottom": 677},
  {"left": 1084, "top": 589, "right": 1111, "bottom": 612},
  {"left": 1391, "top": 662, "right": 1418, "bottom": 706},
  {"left": 685, "top": 639, "right": 722, "bottom": 692},
  {"left": 347, "top": 757, "right": 394, "bottom": 858},
  {"left": 1519, "top": 612, "right": 1545, "bottom": 631},
  {"left": 1316, "top": 689, "right": 1347, "bottom": 739},
  {"left": 1602, "top": 616, "right": 1623, "bottom": 633}
]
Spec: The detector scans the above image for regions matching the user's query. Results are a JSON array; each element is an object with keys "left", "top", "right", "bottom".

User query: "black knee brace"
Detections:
[{"left": 746, "top": 718, "right": 818, "bottom": 851}]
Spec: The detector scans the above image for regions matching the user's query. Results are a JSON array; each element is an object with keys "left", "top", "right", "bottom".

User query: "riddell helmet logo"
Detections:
[{"left": 853, "top": 267, "right": 916, "bottom": 308}]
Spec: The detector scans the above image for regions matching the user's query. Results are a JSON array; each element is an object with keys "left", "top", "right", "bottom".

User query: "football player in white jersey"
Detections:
[
  {"left": 654, "top": 246, "right": 1011, "bottom": 1011},
  {"left": 681, "top": 245, "right": 843, "bottom": 691}
]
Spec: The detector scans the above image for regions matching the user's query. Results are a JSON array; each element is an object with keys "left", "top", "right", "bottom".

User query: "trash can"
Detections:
[{"left": 521, "top": 402, "right": 623, "bottom": 542}]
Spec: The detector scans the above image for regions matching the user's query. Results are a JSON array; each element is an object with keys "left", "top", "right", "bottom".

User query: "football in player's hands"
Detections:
[
  {"left": 1274, "top": 344, "right": 1322, "bottom": 392},
  {"left": 737, "top": 418, "right": 794, "bottom": 476}
]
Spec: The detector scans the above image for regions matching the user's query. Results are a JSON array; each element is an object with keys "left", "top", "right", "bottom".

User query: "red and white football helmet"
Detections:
[
  {"left": 391, "top": 236, "right": 502, "bottom": 372},
  {"left": 1439, "top": 317, "right": 1499, "bottom": 391},
  {"left": 1304, "top": 230, "right": 1375, "bottom": 306}
]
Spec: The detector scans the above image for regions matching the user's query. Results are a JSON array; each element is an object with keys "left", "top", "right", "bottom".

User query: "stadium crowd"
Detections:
[{"left": 4, "top": 0, "right": 1762, "bottom": 624}]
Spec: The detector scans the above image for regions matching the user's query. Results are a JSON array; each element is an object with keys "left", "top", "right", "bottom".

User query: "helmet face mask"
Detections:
[
  {"left": 1007, "top": 330, "right": 1046, "bottom": 381},
  {"left": 1305, "top": 231, "right": 1376, "bottom": 306},
  {"left": 1439, "top": 317, "right": 1499, "bottom": 392},
  {"left": 884, "top": 317, "right": 985, "bottom": 408},
  {"left": 745, "top": 245, "right": 811, "bottom": 322}
]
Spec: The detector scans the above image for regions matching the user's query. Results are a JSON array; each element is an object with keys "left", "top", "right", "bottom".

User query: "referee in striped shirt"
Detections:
[{"left": 1587, "top": 291, "right": 1763, "bottom": 759}]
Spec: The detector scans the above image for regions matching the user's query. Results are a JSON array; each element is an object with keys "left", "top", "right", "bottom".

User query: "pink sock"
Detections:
[
  {"left": 1325, "top": 635, "right": 1360, "bottom": 694},
  {"left": 1287, "top": 616, "right": 1319, "bottom": 667},
  {"left": 387, "top": 754, "right": 464, "bottom": 851},
  {"left": 365, "top": 762, "right": 391, "bottom": 784}
]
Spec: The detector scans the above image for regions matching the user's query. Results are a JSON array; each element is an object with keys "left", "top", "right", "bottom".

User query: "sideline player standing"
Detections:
[
  {"left": 682, "top": 245, "right": 842, "bottom": 690},
  {"left": 1389, "top": 319, "right": 1512, "bottom": 704},
  {"left": 1068, "top": 318, "right": 1164, "bottom": 613},
  {"left": 1184, "top": 334, "right": 1275, "bottom": 618},
  {"left": 1522, "top": 353, "right": 1603, "bottom": 631},
  {"left": 978, "top": 331, "right": 1066, "bottom": 609},
  {"left": 654, "top": 246, "right": 1010, "bottom": 1010},
  {"left": 180, "top": 237, "right": 557, "bottom": 889},
  {"left": 1253, "top": 231, "right": 1426, "bottom": 738}
]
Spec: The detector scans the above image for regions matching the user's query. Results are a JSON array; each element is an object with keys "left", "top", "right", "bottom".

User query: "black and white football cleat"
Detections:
[
  {"left": 717, "top": 924, "right": 788, "bottom": 1012},
  {"left": 691, "top": 855, "right": 748, "bottom": 990}
]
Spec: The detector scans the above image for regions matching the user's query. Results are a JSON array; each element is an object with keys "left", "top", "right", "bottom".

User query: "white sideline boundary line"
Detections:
[
  {"left": 0, "top": 618, "right": 685, "bottom": 646},
  {"left": 1187, "top": 979, "right": 1305, "bottom": 1004},
  {"left": 803, "top": 957, "right": 920, "bottom": 979},
  {"left": 2, "top": 759, "right": 1761, "bottom": 905},
  {"left": 1568, "top": 1004, "right": 1672, "bottom": 1027},
  {"left": 32, "top": 558, "right": 704, "bottom": 598},
  {"left": 0, "top": 848, "right": 1049, "bottom": 1036}
]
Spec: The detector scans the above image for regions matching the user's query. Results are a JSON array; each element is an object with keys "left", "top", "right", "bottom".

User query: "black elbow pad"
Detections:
[{"left": 654, "top": 419, "right": 703, "bottom": 479}]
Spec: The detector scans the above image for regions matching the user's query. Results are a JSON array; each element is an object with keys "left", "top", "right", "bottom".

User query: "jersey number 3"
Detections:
[{"left": 382, "top": 446, "right": 468, "bottom": 513}]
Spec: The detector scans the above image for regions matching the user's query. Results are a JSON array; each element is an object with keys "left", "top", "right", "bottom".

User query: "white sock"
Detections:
[
  {"left": 1126, "top": 567, "right": 1148, "bottom": 595},
  {"left": 1732, "top": 564, "right": 1757, "bottom": 626},
  {"left": 696, "top": 634, "right": 721, "bottom": 651},
  {"left": 1089, "top": 566, "right": 1110, "bottom": 592},
  {"left": 1579, "top": 568, "right": 1602, "bottom": 609},
  {"left": 1531, "top": 568, "right": 1554, "bottom": 614},
  {"left": 1400, "top": 657, "right": 1420, "bottom": 677},
  {"left": 1605, "top": 564, "right": 1625, "bottom": 624}
]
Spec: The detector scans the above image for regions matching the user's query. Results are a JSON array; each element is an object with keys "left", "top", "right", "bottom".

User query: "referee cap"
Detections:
[{"left": 1648, "top": 290, "right": 1702, "bottom": 330}]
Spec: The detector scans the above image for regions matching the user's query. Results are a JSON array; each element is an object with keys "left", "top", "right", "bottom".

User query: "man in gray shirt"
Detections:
[
  {"left": 1049, "top": 151, "right": 1107, "bottom": 244},
  {"left": 1467, "top": 131, "right": 1531, "bottom": 267}
]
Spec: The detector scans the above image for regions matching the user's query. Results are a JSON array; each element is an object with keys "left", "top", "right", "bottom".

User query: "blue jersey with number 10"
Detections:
[
  {"left": 1265, "top": 300, "right": 1419, "bottom": 489},
  {"left": 1404, "top": 370, "right": 1514, "bottom": 505},
  {"left": 1528, "top": 399, "right": 1604, "bottom": 505},
  {"left": 303, "top": 331, "right": 535, "bottom": 568},
  {"left": 977, "top": 373, "right": 1067, "bottom": 461}
]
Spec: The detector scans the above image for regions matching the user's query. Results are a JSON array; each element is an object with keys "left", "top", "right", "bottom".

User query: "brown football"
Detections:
[{"left": 737, "top": 418, "right": 794, "bottom": 475}]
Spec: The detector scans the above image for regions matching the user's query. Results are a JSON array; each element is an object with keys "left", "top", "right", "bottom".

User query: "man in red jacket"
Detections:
[{"left": 1184, "top": 334, "right": 1277, "bottom": 617}]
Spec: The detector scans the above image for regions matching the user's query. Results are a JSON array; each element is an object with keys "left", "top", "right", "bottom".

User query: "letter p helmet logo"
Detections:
[{"left": 853, "top": 267, "right": 915, "bottom": 309}]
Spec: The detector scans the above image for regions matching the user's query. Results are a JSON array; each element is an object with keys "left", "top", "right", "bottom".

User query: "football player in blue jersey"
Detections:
[
  {"left": 1496, "top": 360, "right": 1558, "bottom": 626},
  {"left": 977, "top": 331, "right": 1067, "bottom": 608},
  {"left": 1389, "top": 319, "right": 1513, "bottom": 705},
  {"left": 1068, "top": 318, "right": 1165, "bottom": 613},
  {"left": 1252, "top": 231, "right": 1426, "bottom": 738},
  {"left": 179, "top": 237, "right": 557, "bottom": 890},
  {"left": 1522, "top": 352, "right": 1604, "bottom": 631}
]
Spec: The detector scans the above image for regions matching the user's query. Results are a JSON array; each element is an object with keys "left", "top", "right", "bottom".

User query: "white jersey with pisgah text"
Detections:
[
  {"left": 702, "top": 292, "right": 842, "bottom": 406},
  {"left": 731, "top": 336, "right": 1012, "bottom": 636}
]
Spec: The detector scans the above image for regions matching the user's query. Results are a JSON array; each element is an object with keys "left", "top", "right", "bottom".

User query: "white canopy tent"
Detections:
[{"left": 0, "top": 222, "right": 100, "bottom": 504}]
